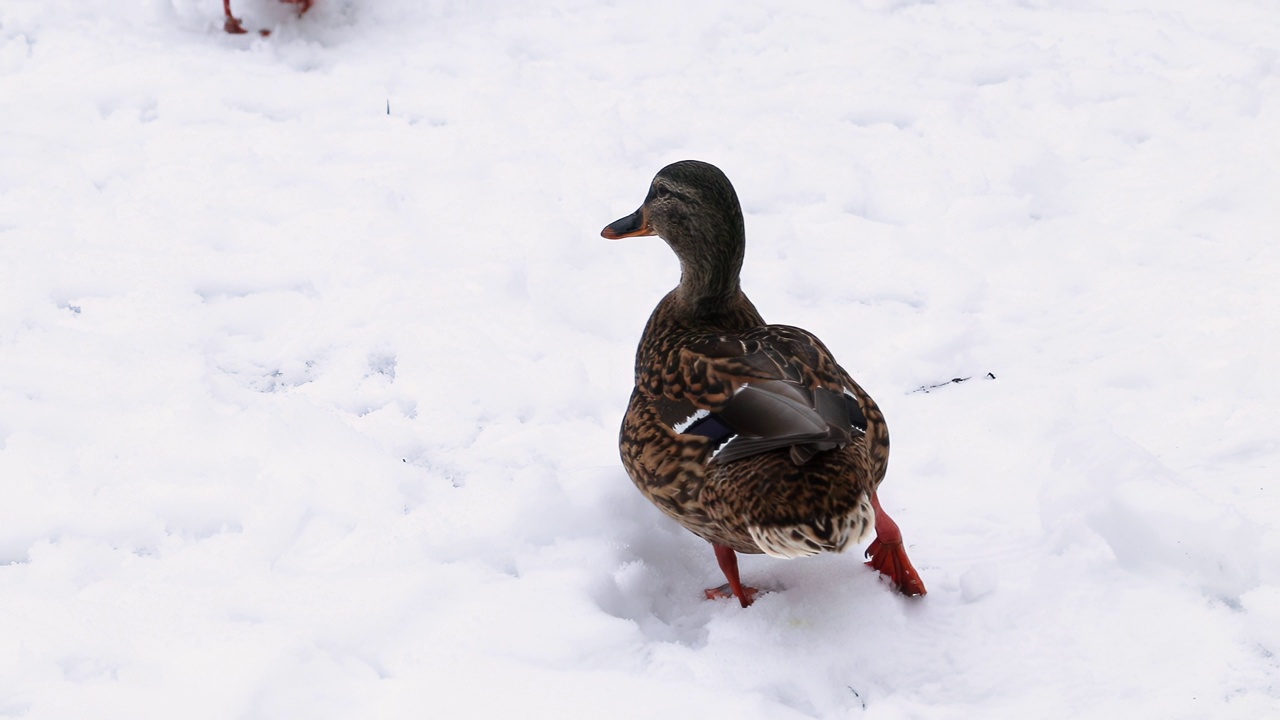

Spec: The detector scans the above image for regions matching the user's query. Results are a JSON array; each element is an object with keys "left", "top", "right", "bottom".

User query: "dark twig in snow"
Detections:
[{"left": 911, "top": 372, "right": 997, "bottom": 394}]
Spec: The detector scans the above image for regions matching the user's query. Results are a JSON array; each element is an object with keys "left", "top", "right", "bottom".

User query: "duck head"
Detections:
[{"left": 602, "top": 160, "right": 746, "bottom": 305}]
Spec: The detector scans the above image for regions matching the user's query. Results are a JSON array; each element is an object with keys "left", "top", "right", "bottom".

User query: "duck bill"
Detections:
[{"left": 601, "top": 208, "right": 655, "bottom": 239}]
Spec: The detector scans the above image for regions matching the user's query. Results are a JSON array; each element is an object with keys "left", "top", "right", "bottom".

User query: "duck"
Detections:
[{"left": 602, "top": 160, "right": 926, "bottom": 607}]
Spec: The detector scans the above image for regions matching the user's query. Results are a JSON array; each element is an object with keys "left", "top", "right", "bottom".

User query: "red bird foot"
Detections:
[
  {"left": 708, "top": 543, "right": 759, "bottom": 607},
  {"left": 865, "top": 537, "right": 927, "bottom": 596},
  {"left": 705, "top": 583, "right": 761, "bottom": 606},
  {"left": 864, "top": 491, "right": 927, "bottom": 596},
  {"left": 223, "top": 0, "right": 313, "bottom": 35},
  {"left": 223, "top": 0, "right": 248, "bottom": 33}
]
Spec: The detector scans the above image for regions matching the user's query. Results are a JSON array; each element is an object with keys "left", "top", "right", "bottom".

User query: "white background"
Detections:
[{"left": 2, "top": 1, "right": 1277, "bottom": 717}]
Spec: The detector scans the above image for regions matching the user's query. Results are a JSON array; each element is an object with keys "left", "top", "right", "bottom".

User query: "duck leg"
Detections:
[
  {"left": 704, "top": 544, "right": 759, "bottom": 607},
  {"left": 864, "top": 491, "right": 927, "bottom": 596},
  {"left": 224, "top": 0, "right": 312, "bottom": 35},
  {"left": 223, "top": 0, "right": 249, "bottom": 33}
]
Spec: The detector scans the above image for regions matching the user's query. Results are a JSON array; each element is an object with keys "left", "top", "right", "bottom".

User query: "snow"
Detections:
[{"left": 2, "top": 0, "right": 1278, "bottom": 717}]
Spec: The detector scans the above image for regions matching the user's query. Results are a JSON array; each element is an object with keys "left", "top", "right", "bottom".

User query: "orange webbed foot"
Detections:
[
  {"left": 865, "top": 537, "right": 927, "bottom": 596},
  {"left": 865, "top": 491, "right": 927, "bottom": 596},
  {"left": 223, "top": 0, "right": 248, "bottom": 33},
  {"left": 704, "top": 583, "right": 761, "bottom": 606},
  {"left": 711, "top": 544, "right": 759, "bottom": 607}
]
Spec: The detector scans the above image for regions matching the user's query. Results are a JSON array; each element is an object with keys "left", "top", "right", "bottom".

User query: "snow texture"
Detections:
[{"left": 2, "top": 1, "right": 1279, "bottom": 718}]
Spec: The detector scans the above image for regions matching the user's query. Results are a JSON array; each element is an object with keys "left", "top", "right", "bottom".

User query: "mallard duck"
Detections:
[{"left": 602, "top": 160, "right": 925, "bottom": 607}]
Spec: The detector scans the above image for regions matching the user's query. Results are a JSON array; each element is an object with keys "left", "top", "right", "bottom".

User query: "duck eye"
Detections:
[{"left": 655, "top": 185, "right": 671, "bottom": 198}]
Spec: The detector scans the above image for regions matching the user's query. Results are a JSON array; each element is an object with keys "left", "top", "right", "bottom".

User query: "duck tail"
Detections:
[{"left": 747, "top": 493, "right": 874, "bottom": 559}]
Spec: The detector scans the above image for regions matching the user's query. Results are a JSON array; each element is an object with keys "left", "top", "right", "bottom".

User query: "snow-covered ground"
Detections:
[{"left": 2, "top": 1, "right": 1278, "bottom": 717}]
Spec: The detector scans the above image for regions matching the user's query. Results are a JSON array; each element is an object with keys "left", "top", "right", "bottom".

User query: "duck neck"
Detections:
[
  {"left": 679, "top": 257, "right": 740, "bottom": 305},
  {"left": 669, "top": 220, "right": 748, "bottom": 316}
]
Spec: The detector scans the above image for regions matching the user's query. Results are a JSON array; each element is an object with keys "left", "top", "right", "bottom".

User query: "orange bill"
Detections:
[{"left": 601, "top": 208, "right": 654, "bottom": 239}]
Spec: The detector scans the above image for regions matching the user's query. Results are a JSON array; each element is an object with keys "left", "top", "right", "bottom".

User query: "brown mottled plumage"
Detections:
[{"left": 603, "top": 160, "right": 925, "bottom": 606}]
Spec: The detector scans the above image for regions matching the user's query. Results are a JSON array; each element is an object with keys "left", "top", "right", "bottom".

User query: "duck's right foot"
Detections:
[
  {"left": 865, "top": 491, "right": 927, "bottom": 596},
  {"left": 865, "top": 537, "right": 926, "bottom": 596}
]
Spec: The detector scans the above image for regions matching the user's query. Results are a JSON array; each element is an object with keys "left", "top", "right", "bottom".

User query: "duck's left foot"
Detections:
[
  {"left": 704, "top": 583, "right": 760, "bottom": 605},
  {"left": 711, "top": 543, "right": 758, "bottom": 607},
  {"left": 865, "top": 491, "right": 927, "bottom": 596}
]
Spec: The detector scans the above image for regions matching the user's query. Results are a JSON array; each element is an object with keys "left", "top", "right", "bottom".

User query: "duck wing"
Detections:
[{"left": 648, "top": 325, "right": 867, "bottom": 465}]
